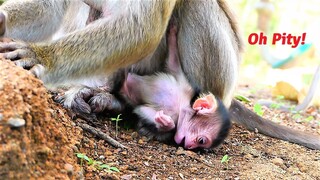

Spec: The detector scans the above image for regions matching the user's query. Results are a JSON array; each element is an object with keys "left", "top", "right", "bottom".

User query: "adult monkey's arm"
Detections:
[{"left": 0, "top": 0, "right": 177, "bottom": 86}]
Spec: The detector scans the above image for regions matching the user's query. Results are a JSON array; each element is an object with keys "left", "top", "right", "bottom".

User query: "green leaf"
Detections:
[
  {"left": 253, "top": 103, "right": 263, "bottom": 116},
  {"left": 111, "top": 114, "right": 123, "bottom": 122},
  {"left": 99, "top": 164, "right": 110, "bottom": 169},
  {"left": 94, "top": 161, "right": 103, "bottom": 165},
  {"left": 75, "top": 153, "right": 85, "bottom": 159},
  {"left": 235, "top": 94, "right": 251, "bottom": 103},
  {"left": 221, "top": 155, "right": 230, "bottom": 163},
  {"left": 86, "top": 158, "right": 94, "bottom": 165},
  {"left": 270, "top": 103, "right": 281, "bottom": 109},
  {"left": 303, "top": 116, "right": 314, "bottom": 122},
  {"left": 292, "top": 114, "right": 302, "bottom": 119},
  {"left": 110, "top": 167, "right": 120, "bottom": 172}
]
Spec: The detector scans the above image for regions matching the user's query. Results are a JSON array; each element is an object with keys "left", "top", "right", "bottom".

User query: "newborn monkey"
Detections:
[{"left": 120, "top": 25, "right": 230, "bottom": 149}]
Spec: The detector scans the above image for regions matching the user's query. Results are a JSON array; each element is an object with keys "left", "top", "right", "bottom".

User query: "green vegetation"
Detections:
[
  {"left": 302, "top": 116, "right": 314, "bottom": 123},
  {"left": 235, "top": 94, "right": 251, "bottom": 103},
  {"left": 253, "top": 103, "right": 264, "bottom": 116},
  {"left": 111, "top": 114, "right": 122, "bottom": 138},
  {"left": 221, "top": 155, "right": 231, "bottom": 164},
  {"left": 221, "top": 155, "right": 232, "bottom": 170},
  {"left": 75, "top": 153, "right": 120, "bottom": 172}
]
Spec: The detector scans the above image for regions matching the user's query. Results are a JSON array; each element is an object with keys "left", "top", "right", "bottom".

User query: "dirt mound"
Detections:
[{"left": 0, "top": 59, "right": 82, "bottom": 179}]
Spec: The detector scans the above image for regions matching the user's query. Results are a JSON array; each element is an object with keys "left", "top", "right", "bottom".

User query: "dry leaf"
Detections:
[{"left": 272, "top": 81, "right": 298, "bottom": 101}]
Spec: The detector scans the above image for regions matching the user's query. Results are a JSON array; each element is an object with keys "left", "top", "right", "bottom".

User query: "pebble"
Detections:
[
  {"left": 120, "top": 174, "right": 132, "bottom": 180},
  {"left": 271, "top": 157, "right": 285, "bottom": 169},
  {"left": 179, "top": 173, "right": 184, "bottom": 179},
  {"left": 105, "top": 150, "right": 113, "bottom": 156},
  {"left": 99, "top": 155, "right": 105, "bottom": 160},
  {"left": 296, "top": 162, "right": 307, "bottom": 173},
  {"left": 143, "top": 161, "right": 149, "bottom": 166},
  {"left": 64, "top": 163, "right": 74, "bottom": 174},
  {"left": 244, "top": 154, "right": 253, "bottom": 160},
  {"left": 131, "top": 132, "right": 139, "bottom": 139},
  {"left": 138, "top": 139, "right": 144, "bottom": 144},
  {"left": 0, "top": 113, "right": 3, "bottom": 121},
  {"left": 7, "top": 117, "right": 26, "bottom": 128}
]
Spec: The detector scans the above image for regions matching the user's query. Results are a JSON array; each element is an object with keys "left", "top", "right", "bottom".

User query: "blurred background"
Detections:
[{"left": 230, "top": 0, "right": 320, "bottom": 108}]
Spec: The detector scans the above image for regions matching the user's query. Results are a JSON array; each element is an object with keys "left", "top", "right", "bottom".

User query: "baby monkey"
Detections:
[{"left": 120, "top": 24, "right": 231, "bottom": 149}]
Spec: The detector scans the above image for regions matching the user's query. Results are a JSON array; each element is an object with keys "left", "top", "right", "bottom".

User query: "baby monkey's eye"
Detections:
[{"left": 197, "top": 136, "right": 207, "bottom": 145}]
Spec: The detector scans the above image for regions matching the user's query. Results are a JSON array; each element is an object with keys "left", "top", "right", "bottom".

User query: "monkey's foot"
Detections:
[
  {"left": 89, "top": 92, "right": 124, "bottom": 113},
  {"left": 155, "top": 110, "right": 175, "bottom": 131},
  {"left": 54, "top": 86, "right": 97, "bottom": 121},
  {"left": 54, "top": 86, "right": 124, "bottom": 121}
]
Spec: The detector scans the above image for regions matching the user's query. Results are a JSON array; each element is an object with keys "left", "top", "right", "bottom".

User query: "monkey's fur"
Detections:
[{"left": 0, "top": 0, "right": 319, "bottom": 149}]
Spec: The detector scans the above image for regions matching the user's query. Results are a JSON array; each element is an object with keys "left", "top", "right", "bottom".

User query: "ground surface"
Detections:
[{"left": 0, "top": 59, "right": 319, "bottom": 179}]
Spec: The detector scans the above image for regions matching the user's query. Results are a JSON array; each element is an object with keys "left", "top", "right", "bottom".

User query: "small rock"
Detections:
[
  {"left": 141, "top": 136, "right": 149, "bottom": 142},
  {"left": 131, "top": 132, "right": 139, "bottom": 139},
  {"left": 296, "top": 162, "right": 307, "bottom": 173},
  {"left": 105, "top": 150, "right": 113, "bottom": 156},
  {"left": 0, "top": 113, "right": 3, "bottom": 121},
  {"left": 271, "top": 157, "right": 285, "bottom": 169},
  {"left": 152, "top": 174, "right": 157, "bottom": 180},
  {"left": 287, "top": 166, "right": 300, "bottom": 174},
  {"left": 138, "top": 139, "right": 144, "bottom": 144},
  {"left": 178, "top": 173, "right": 184, "bottom": 179},
  {"left": 7, "top": 117, "right": 26, "bottom": 128},
  {"left": 143, "top": 161, "right": 149, "bottom": 166},
  {"left": 64, "top": 163, "right": 74, "bottom": 174},
  {"left": 176, "top": 147, "right": 196, "bottom": 157},
  {"left": 121, "top": 174, "right": 132, "bottom": 180},
  {"left": 99, "top": 155, "right": 105, "bottom": 160},
  {"left": 244, "top": 154, "right": 253, "bottom": 160}
]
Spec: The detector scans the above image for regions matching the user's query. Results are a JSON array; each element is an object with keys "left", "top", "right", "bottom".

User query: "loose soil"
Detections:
[{"left": 0, "top": 59, "right": 319, "bottom": 179}]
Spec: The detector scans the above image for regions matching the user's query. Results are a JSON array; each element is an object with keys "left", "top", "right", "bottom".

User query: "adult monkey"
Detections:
[{"left": 0, "top": 0, "right": 319, "bottom": 149}]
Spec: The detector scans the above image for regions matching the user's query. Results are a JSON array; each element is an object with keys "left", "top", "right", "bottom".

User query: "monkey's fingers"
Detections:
[
  {"left": 0, "top": 41, "right": 29, "bottom": 52},
  {"left": 88, "top": 93, "right": 110, "bottom": 113},
  {"left": 30, "top": 64, "right": 46, "bottom": 78},
  {"left": 76, "top": 87, "right": 97, "bottom": 102},
  {"left": 4, "top": 48, "right": 36, "bottom": 60},
  {"left": 69, "top": 97, "right": 98, "bottom": 122},
  {"left": 14, "top": 58, "right": 40, "bottom": 70},
  {"left": 54, "top": 86, "right": 97, "bottom": 116},
  {"left": 89, "top": 93, "right": 124, "bottom": 113},
  {"left": 72, "top": 97, "right": 92, "bottom": 115}
]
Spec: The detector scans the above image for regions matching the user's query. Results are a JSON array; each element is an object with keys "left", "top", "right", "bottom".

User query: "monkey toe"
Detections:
[
  {"left": 89, "top": 93, "right": 124, "bottom": 113},
  {"left": 72, "top": 98, "right": 92, "bottom": 114},
  {"left": 88, "top": 93, "right": 109, "bottom": 113}
]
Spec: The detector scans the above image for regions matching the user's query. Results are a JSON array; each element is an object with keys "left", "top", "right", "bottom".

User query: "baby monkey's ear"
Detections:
[{"left": 192, "top": 93, "right": 217, "bottom": 115}]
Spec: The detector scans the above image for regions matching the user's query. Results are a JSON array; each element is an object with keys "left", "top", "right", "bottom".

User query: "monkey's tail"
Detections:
[{"left": 230, "top": 99, "right": 320, "bottom": 150}]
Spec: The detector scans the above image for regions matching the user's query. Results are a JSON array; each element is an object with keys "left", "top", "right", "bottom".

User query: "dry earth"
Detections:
[{"left": 0, "top": 59, "right": 319, "bottom": 179}]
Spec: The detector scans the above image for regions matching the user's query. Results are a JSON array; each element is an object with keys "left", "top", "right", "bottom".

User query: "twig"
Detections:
[{"left": 77, "top": 123, "right": 127, "bottom": 149}]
